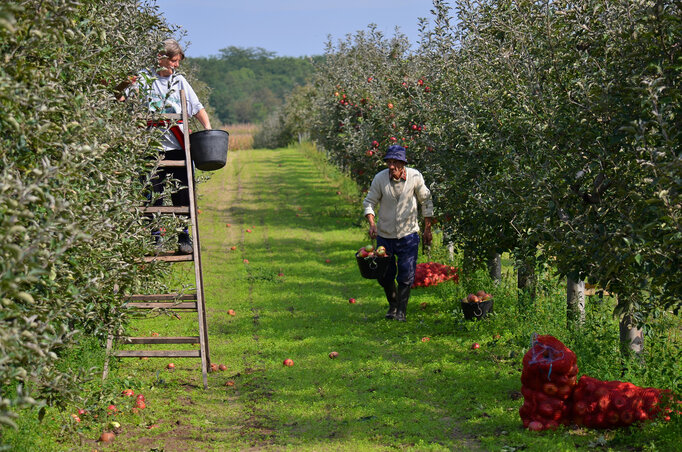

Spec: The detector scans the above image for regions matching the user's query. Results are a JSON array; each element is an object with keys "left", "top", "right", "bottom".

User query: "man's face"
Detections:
[
  {"left": 386, "top": 158, "right": 405, "bottom": 179},
  {"left": 158, "top": 54, "right": 182, "bottom": 75}
]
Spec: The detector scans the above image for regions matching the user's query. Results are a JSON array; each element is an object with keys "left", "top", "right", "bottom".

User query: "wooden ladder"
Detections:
[{"left": 103, "top": 90, "right": 211, "bottom": 389}]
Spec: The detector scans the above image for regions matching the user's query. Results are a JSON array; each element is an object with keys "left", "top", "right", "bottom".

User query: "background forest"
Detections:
[{"left": 187, "top": 46, "right": 321, "bottom": 125}]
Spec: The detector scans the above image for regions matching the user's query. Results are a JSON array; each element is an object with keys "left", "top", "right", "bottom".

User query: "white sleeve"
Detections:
[{"left": 180, "top": 77, "right": 204, "bottom": 117}]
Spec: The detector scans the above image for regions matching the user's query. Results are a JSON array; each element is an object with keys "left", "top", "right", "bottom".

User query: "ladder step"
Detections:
[
  {"left": 126, "top": 302, "right": 197, "bottom": 310},
  {"left": 139, "top": 206, "right": 191, "bottom": 215},
  {"left": 159, "top": 113, "right": 183, "bottom": 121},
  {"left": 114, "top": 350, "right": 201, "bottom": 358},
  {"left": 128, "top": 293, "right": 196, "bottom": 301},
  {"left": 121, "top": 336, "right": 200, "bottom": 344},
  {"left": 158, "top": 160, "right": 187, "bottom": 167},
  {"left": 142, "top": 253, "right": 193, "bottom": 263}
]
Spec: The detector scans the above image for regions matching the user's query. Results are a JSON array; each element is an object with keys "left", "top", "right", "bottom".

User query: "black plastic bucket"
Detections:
[
  {"left": 461, "top": 298, "right": 494, "bottom": 320},
  {"left": 190, "top": 130, "right": 229, "bottom": 171},
  {"left": 356, "top": 253, "right": 391, "bottom": 280}
]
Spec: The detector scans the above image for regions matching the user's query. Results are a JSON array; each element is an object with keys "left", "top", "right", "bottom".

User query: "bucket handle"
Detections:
[{"left": 474, "top": 303, "right": 483, "bottom": 317}]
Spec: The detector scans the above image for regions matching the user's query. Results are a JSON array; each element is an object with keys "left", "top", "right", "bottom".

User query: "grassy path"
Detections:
[
  {"left": 107, "top": 145, "right": 491, "bottom": 451},
  {"left": 103, "top": 144, "right": 660, "bottom": 451}
]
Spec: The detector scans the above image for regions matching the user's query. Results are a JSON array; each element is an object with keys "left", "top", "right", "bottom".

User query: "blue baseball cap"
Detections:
[{"left": 383, "top": 145, "right": 407, "bottom": 163}]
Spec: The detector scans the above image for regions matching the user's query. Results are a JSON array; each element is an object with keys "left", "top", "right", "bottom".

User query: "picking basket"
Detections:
[
  {"left": 460, "top": 298, "right": 494, "bottom": 320},
  {"left": 355, "top": 253, "right": 391, "bottom": 280}
]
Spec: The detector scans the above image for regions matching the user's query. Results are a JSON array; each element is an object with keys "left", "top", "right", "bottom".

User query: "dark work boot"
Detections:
[
  {"left": 382, "top": 282, "right": 398, "bottom": 320},
  {"left": 177, "top": 230, "right": 193, "bottom": 255},
  {"left": 395, "top": 284, "right": 411, "bottom": 322}
]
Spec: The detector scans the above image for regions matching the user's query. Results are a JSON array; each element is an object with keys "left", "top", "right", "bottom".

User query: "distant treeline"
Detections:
[{"left": 187, "top": 46, "right": 322, "bottom": 125}]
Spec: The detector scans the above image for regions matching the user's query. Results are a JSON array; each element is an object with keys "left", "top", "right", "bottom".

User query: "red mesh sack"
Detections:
[
  {"left": 520, "top": 334, "right": 579, "bottom": 430},
  {"left": 570, "top": 376, "right": 677, "bottom": 428}
]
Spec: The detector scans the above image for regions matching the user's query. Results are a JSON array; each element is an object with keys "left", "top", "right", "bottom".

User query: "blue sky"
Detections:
[{"left": 156, "top": 0, "right": 437, "bottom": 58}]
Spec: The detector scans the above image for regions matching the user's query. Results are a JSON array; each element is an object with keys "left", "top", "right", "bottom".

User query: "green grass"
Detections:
[{"left": 4, "top": 143, "right": 681, "bottom": 451}]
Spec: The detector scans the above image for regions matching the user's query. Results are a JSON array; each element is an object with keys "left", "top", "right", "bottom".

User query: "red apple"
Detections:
[
  {"left": 135, "top": 399, "right": 146, "bottom": 410},
  {"left": 106, "top": 404, "right": 117, "bottom": 414},
  {"left": 225, "top": 380, "right": 235, "bottom": 386},
  {"left": 210, "top": 363, "right": 218, "bottom": 372},
  {"left": 226, "top": 223, "right": 230, "bottom": 227},
  {"left": 466, "top": 294, "right": 480, "bottom": 303},
  {"left": 166, "top": 363, "right": 175, "bottom": 370},
  {"left": 476, "top": 290, "right": 487, "bottom": 298},
  {"left": 375, "top": 246, "right": 387, "bottom": 257},
  {"left": 243, "top": 259, "right": 249, "bottom": 264},
  {"left": 228, "top": 309, "right": 236, "bottom": 316},
  {"left": 325, "top": 259, "right": 331, "bottom": 263},
  {"left": 230, "top": 246, "right": 237, "bottom": 250},
  {"left": 277, "top": 272, "right": 284, "bottom": 277},
  {"left": 283, "top": 359, "right": 294, "bottom": 367},
  {"left": 246, "top": 229, "right": 252, "bottom": 233},
  {"left": 121, "top": 389, "right": 134, "bottom": 397},
  {"left": 348, "top": 298, "right": 356, "bottom": 304},
  {"left": 421, "top": 337, "right": 430, "bottom": 342},
  {"left": 471, "top": 343, "right": 480, "bottom": 350},
  {"left": 98, "top": 431, "right": 115, "bottom": 443},
  {"left": 77, "top": 408, "right": 87, "bottom": 416},
  {"left": 219, "top": 364, "right": 227, "bottom": 371},
  {"left": 71, "top": 414, "right": 81, "bottom": 423},
  {"left": 387, "top": 103, "right": 394, "bottom": 109},
  {"left": 329, "top": 351, "right": 339, "bottom": 359}
]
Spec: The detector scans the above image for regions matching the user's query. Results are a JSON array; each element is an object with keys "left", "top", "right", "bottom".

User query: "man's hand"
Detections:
[
  {"left": 366, "top": 214, "right": 377, "bottom": 239},
  {"left": 423, "top": 217, "right": 433, "bottom": 247}
]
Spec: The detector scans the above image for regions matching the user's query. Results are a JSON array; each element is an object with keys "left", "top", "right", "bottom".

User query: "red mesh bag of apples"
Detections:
[
  {"left": 412, "top": 262, "right": 459, "bottom": 288},
  {"left": 519, "top": 334, "right": 579, "bottom": 431},
  {"left": 570, "top": 375, "right": 678, "bottom": 428}
]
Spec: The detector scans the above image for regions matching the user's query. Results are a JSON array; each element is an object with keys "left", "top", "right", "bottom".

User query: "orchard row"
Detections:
[{"left": 269, "top": 0, "right": 681, "bottom": 324}]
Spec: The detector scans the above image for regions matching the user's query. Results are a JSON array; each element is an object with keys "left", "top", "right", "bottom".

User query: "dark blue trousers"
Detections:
[{"left": 377, "top": 232, "right": 420, "bottom": 287}]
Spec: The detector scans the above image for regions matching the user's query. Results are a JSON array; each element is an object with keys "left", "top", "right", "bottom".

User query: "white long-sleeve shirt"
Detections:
[{"left": 363, "top": 167, "right": 434, "bottom": 239}]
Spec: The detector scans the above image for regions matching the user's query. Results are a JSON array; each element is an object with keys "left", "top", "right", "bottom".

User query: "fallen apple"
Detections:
[
  {"left": 243, "top": 259, "right": 249, "bottom": 264},
  {"left": 98, "top": 431, "right": 115, "bottom": 443},
  {"left": 210, "top": 363, "right": 218, "bottom": 372},
  {"left": 106, "top": 404, "right": 117, "bottom": 414},
  {"left": 228, "top": 309, "right": 236, "bottom": 316},
  {"left": 230, "top": 246, "right": 237, "bottom": 250},
  {"left": 420, "top": 302, "right": 428, "bottom": 309},
  {"left": 219, "top": 364, "right": 227, "bottom": 371},
  {"left": 283, "top": 359, "right": 294, "bottom": 367},
  {"left": 225, "top": 380, "right": 235, "bottom": 386},
  {"left": 246, "top": 229, "right": 252, "bottom": 233},
  {"left": 277, "top": 272, "right": 284, "bottom": 277},
  {"left": 108, "top": 421, "right": 121, "bottom": 430},
  {"left": 77, "top": 408, "right": 87, "bottom": 416},
  {"left": 348, "top": 298, "right": 356, "bottom": 304},
  {"left": 71, "top": 414, "right": 81, "bottom": 423},
  {"left": 136, "top": 394, "right": 145, "bottom": 402},
  {"left": 471, "top": 343, "right": 480, "bottom": 350},
  {"left": 421, "top": 337, "right": 430, "bottom": 342},
  {"left": 226, "top": 223, "right": 230, "bottom": 227},
  {"left": 135, "top": 399, "right": 146, "bottom": 410},
  {"left": 121, "top": 389, "right": 134, "bottom": 397},
  {"left": 325, "top": 259, "right": 331, "bottom": 263},
  {"left": 329, "top": 351, "right": 339, "bottom": 359},
  {"left": 166, "top": 363, "right": 175, "bottom": 370}
]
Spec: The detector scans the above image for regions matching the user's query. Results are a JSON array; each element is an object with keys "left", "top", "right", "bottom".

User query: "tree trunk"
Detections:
[
  {"left": 619, "top": 312, "right": 644, "bottom": 356},
  {"left": 487, "top": 252, "right": 501, "bottom": 284},
  {"left": 516, "top": 243, "right": 537, "bottom": 304},
  {"left": 566, "top": 275, "right": 585, "bottom": 330}
]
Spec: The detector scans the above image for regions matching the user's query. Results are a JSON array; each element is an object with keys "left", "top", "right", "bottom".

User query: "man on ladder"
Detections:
[{"left": 120, "top": 38, "right": 212, "bottom": 254}]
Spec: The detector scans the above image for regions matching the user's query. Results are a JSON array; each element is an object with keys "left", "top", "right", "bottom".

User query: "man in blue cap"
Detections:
[{"left": 363, "top": 145, "right": 434, "bottom": 321}]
